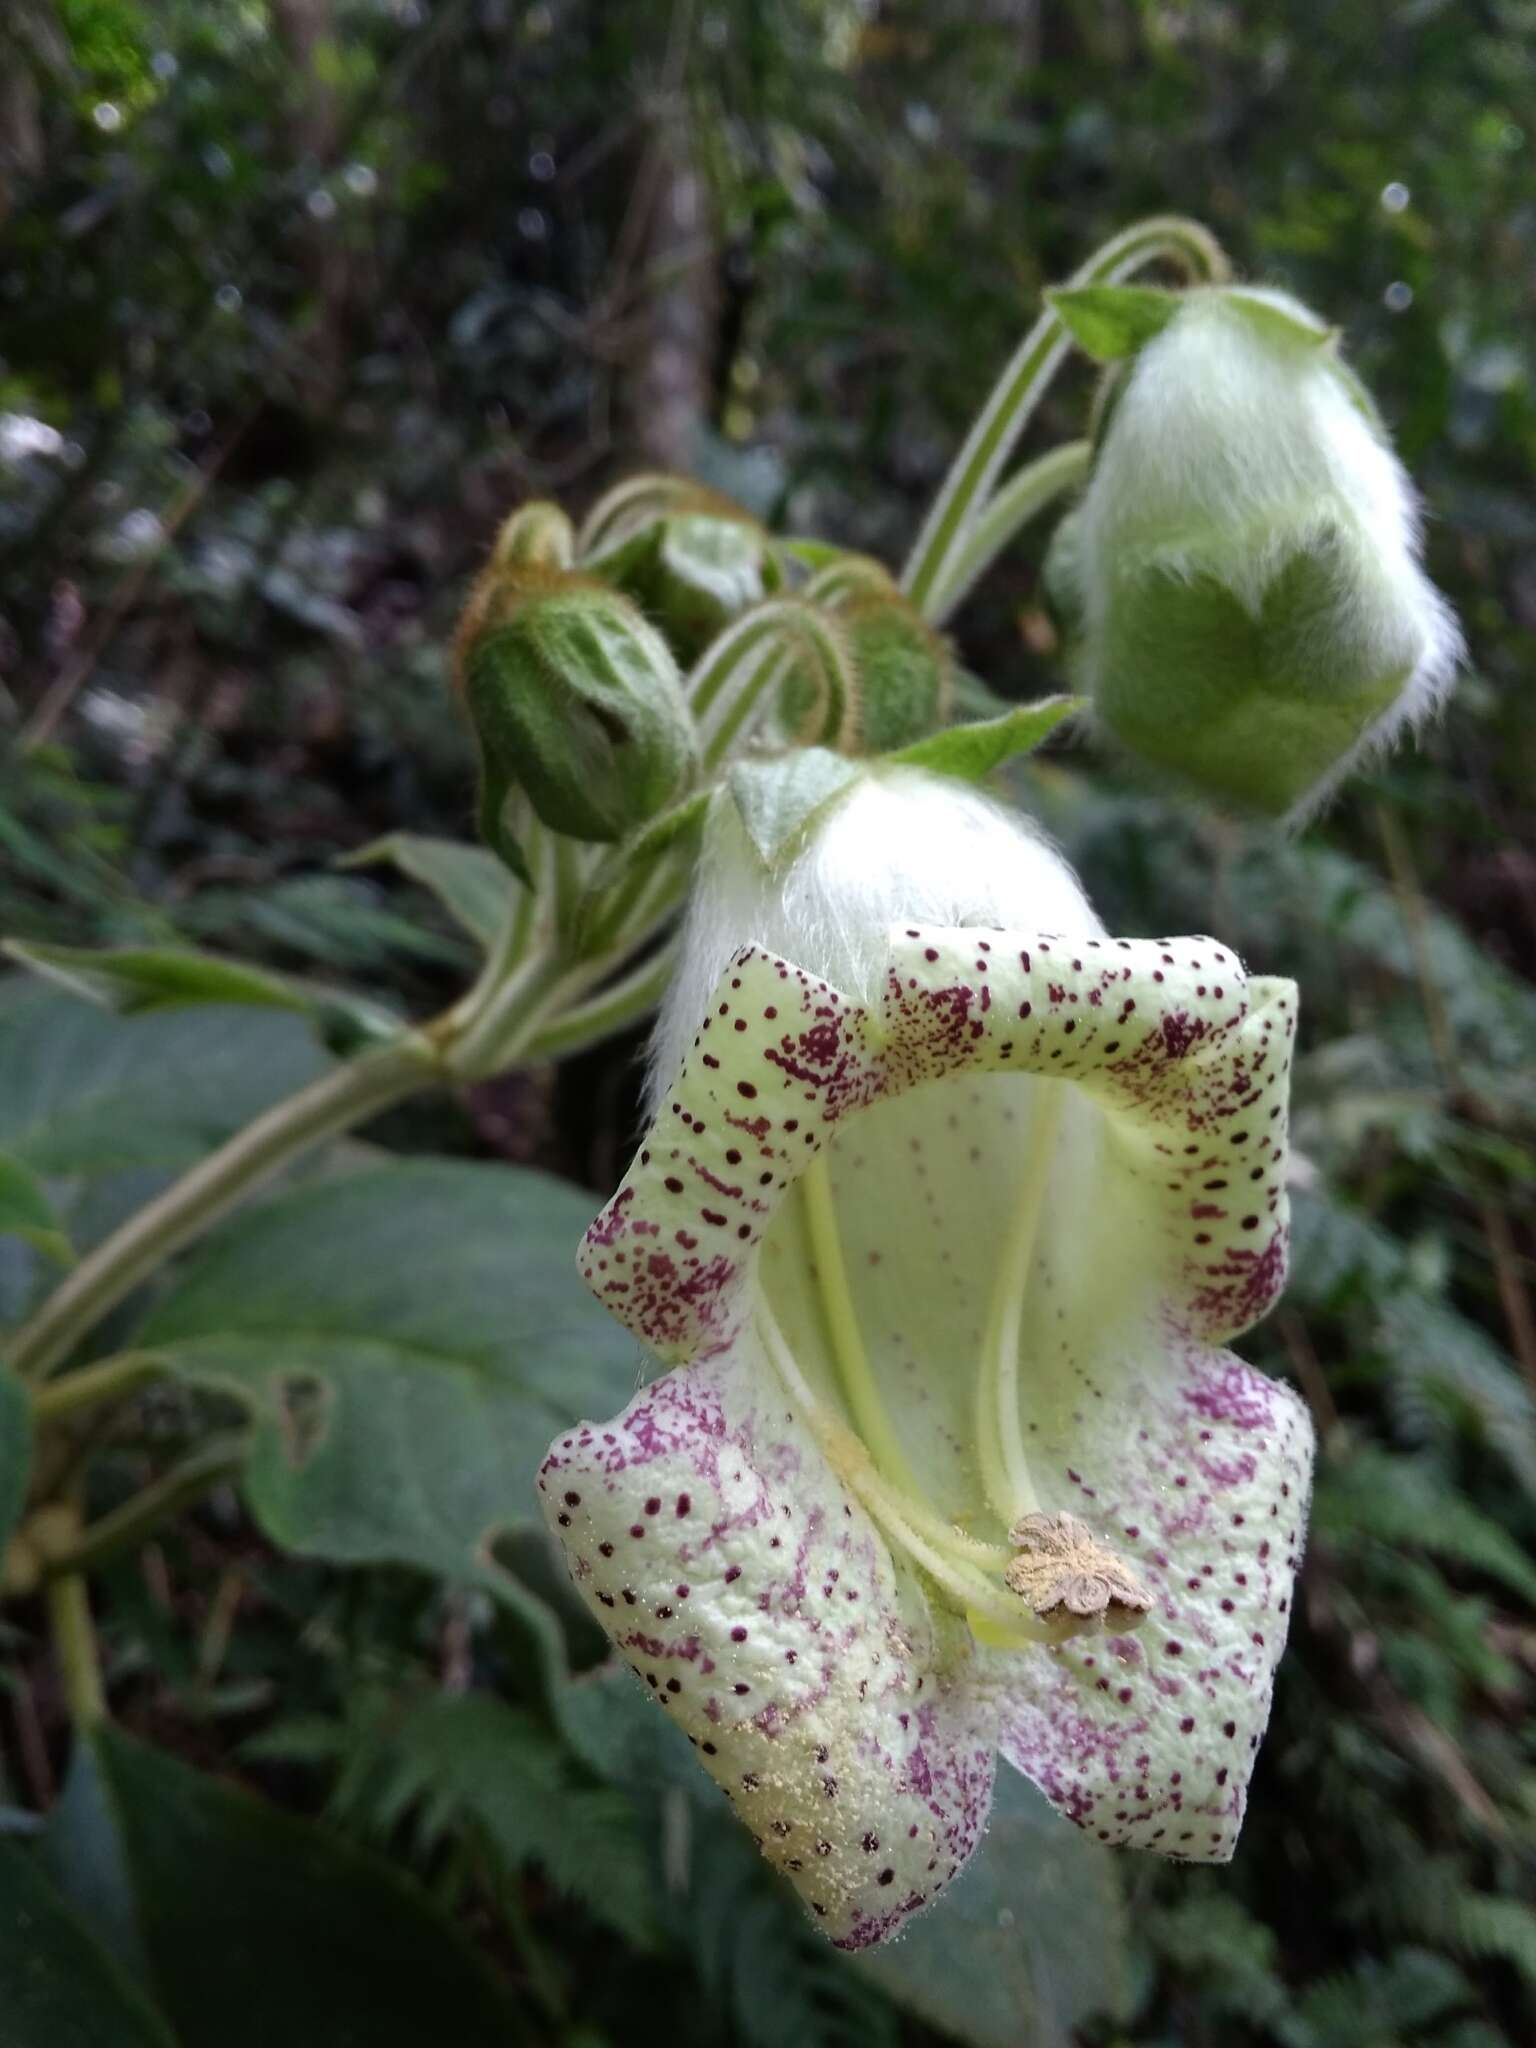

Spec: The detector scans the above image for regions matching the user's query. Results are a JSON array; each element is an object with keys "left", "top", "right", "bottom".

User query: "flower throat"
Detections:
[{"left": 755, "top": 1095, "right": 1152, "bottom": 1649}]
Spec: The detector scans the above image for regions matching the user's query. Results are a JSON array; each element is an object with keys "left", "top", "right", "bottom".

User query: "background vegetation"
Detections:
[{"left": 1, "top": 3, "right": 1533, "bottom": 2045}]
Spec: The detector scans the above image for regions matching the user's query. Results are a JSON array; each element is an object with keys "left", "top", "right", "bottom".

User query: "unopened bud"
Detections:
[
  {"left": 783, "top": 563, "right": 951, "bottom": 754},
  {"left": 843, "top": 594, "right": 953, "bottom": 752},
  {"left": 585, "top": 482, "right": 772, "bottom": 658},
  {"left": 1059, "top": 284, "right": 1461, "bottom": 815},
  {"left": 489, "top": 500, "right": 574, "bottom": 574},
  {"left": 455, "top": 567, "right": 697, "bottom": 877}
]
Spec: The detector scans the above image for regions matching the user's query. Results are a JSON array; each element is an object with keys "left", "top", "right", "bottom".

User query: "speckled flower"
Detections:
[{"left": 540, "top": 771, "right": 1313, "bottom": 1949}]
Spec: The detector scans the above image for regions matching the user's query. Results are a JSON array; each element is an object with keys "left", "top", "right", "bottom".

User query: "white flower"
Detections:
[{"left": 541, "top": 770, "right": 1313, "bottom": 1947}]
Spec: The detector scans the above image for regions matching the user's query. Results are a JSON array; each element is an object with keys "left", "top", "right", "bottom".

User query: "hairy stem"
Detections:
[
  {"left": 522, "top": 941, "right": 680, "bottom": 1061},
  {"left": 11, "top": 1036, "right": 443, "bottom": 1382},
  {"left": 902, "top": 215, "right": 1227, "bottom": 615},
  {"left": 922, "top": 440, "right": 1091, "bottom": 625}
]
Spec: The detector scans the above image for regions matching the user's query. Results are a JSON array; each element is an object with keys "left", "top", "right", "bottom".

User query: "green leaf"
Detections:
[
  {"left": 0, "top": 1363, "right": 32, "bottom": 1561},
  {"left": 3, "top": 942, "right": 396, "bottom": 1055},
  {"left": 341, "top": 833, "right": 512, "bottom": 952},
  {"left": 136, "top": 1161, "right": 638, "bottom": 1605},
  {"left": 42, "top": 1728, "right": 529, "bottom": 2047},
  {"left": 185, "top": 875, "right": 469, "bottom": 976},
  {"left": 858, "top": 1764, "right": 1129, "bottom": 2046},
  {"left": 0, "top": 1149, "right": 72, "bottom": 1264},
  {"left": 4, "top": 940, "right": 314, "bottom": 1017},
  {"left": 0, "top": 1840, "right": 177, "bottom": 2048},
  {"left": 0, "top": 984, "right": 329, "bottom": 1181},
  {"left": 885, "top": 696, "right": 1081, "bottom": 780},
  {"left": 1046, "top": 283, "right": 1182, "bottom": 359},
  {"left": 726, "top": 750, "right": 863, "bottom": 868}
]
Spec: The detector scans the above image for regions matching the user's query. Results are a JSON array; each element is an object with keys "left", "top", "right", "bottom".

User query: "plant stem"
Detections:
[
  {"left": 42, "top": 1436, "right": 251, "bottom": 1581},
  {"left": 689, "top": 601, "right": 856, "bottom": 764},
  {"left": 46, "top": 1570, "right": 107, "bottom": 1728},
  {"left": 11, "top": 1036, "right": 443, "bottom": 1382},
  {"left": 901, "top": 215, "right": 1227, "bottom": 615},
  {"left": 32, "top": 1350, "right": 165, "bottom": 1425},
  {"left": 522, "top": 941, "right": 680, "bottom": 1061},
  {"left": 922, "top": 439, "right": 1091, "bottom": 625}
]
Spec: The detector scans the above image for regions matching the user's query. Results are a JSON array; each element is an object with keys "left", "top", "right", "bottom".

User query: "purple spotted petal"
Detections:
[
  {"left": 549, "top": 920, "right": 1312, "bottom": 1941},
  {"left": 538, "top": 1337, "right": 996, "bottom": 1947},
  {"left": 982, "top": 1338, "right": 1311, "bottom": 1859},
  {"left": 579, "top": 926, "right": 1295, "bottom": 1365}
]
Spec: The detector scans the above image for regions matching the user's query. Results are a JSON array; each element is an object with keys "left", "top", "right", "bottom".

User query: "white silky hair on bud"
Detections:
[
  {"left": 645, "top": 766, "right": 1103, "bottom": 1112},
  {"left": 1080, "top": 286, "right": 1463, "bottom": 817}
]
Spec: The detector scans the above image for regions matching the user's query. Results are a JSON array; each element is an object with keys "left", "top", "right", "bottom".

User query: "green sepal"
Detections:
[
  {"left": 1222, "top": 286, "right": 1335, "bottom": 354},
  {"left": 726, "top": 749, "right": 863, "bottom": 869},
  {"left": 776, "top": 536, "right": 850, "bottom": 574},
  {"left": 1095, "top": 535, "right": 1419, "bottom": 814},
  {"left": 584, "top": 492, "right": 772, "bottom": 658},
  {"left": 462, "top": 581, "right": 698, "bottom": 872},
  {"left": 1047, "top": 284, "right": 1183, "bottom": 360},
  {"left": 885, "top": 696, "right": 1082, "bottom": 781}
]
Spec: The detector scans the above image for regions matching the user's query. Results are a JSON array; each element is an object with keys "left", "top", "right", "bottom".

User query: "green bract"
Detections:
[
  {"left": 1056, "top": 285, "right": 1461, "bottom": 816},
  {"left": 457, "top": 569, "right": 698, "bottom": 880}
]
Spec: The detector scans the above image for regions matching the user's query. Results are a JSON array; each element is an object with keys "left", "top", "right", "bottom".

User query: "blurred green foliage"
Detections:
[{"left": 1, "top": 4, "right": 1534, "bottom": 2046}]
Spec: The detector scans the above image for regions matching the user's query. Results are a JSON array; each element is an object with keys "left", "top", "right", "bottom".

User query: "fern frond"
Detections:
[
  {"left": 330, "top": 1690, "right": 661, "bottom": 1949},
  {"left": 1315, "top": 1448, "right": 1536, "bottom": 1608},
  {"left": 1380, "top": 1296, "right": 1536, "bottom": 1496}
]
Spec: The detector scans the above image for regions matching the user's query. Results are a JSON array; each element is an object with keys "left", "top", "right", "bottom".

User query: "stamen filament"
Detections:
[
  {"left": 976, "top": 1085, "right": 1064, "bottom": 1526},
  {"left": 754, "top": 1298, "right": 1053, "bottom": 1640},
  {"left": 800, "top": 1156, "right": 922, "bottom": 1499}
]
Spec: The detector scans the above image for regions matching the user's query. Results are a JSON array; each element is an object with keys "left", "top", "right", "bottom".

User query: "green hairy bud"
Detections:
[
  {"left": 843, "top": 594, "right": 954, "bottom": 752},
  {"left": 488, "top": 500, "right": 575, "bottom": 574},
  {"left": 455, "top": 566, "right": 697, "bottom": 878},
  {"left": 782, "top": 559, "right": 952, "bottom": 754},
  {"left": 583, "top": 478, "right": 774, "bottom": 659},
  {"left": 1057, "top": 284, "right": 1461, "bottom": 816}
]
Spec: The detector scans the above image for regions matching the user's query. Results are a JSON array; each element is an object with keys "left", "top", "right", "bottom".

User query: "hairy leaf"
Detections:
[{"left": 136, "top": 1162, "right": 637, "bottom": 1613}]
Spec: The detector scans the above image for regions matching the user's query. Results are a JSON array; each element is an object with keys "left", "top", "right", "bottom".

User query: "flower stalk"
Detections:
[{"left": 902, "top": 215, "right": 1228, "bottom": 616}]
